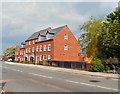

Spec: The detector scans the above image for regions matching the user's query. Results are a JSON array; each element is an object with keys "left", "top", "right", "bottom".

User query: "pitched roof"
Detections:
[{"left": 26, "top": 25, "right": 66, "bottom": 42}]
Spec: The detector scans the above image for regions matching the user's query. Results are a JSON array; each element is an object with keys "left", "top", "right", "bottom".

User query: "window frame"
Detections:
[
  {"left": 36, "top": 46, "right": 39, "bottom": 52},
  {"left": 48, "top": 55, "right": 51, "bottom": 60},
  {"left": 64, "top": 34, "right": 68, "bottom": 40},
  {"left": 44, "top": 45, "right": 47, "bottom": 51},
  {"left": 64, "top": 45, "right": 68, "bottom": 51},
  {"left": 32, "top": 47, "right": 34, "bottom": 52},
  {"left": 40, "top": 45, "right": 42, "bottom": 52},
  {"left": 43, "top": 54, "right": 47, "bottom": 60},
  {"left": 40, "top": 55, "right": 42, "bottom": 61},
  {"left": 48, "top": 44, "right": 51, "bottom": 51}
]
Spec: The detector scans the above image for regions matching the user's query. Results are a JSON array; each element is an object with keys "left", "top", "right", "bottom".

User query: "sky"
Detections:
[{"left": 1, "top": 1, "right": 118, "bottom": 55}]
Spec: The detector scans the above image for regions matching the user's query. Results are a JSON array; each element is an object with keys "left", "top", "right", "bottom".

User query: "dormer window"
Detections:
[
  {"left": 64, "top": 34, "right": 68, "bottom": 40},
  {"left": 21, "top": 45, "right": 24, "bottom": 48},
  {"left": 46, "top": 34, "right": 49, "bottom": 40}
]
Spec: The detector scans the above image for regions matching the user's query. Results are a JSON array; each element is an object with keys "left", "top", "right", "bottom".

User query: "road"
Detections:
[{"left": 0, "top": 61, "right": 119, "bottom": 92}]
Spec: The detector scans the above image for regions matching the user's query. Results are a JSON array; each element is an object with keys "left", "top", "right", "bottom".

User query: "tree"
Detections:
[
  {"left": 98, "top": 8, "right": 120, "bottom": 61},
  {"left": 3, "top": 46, "right": 16, "bottom": 61},
  {"left": 78, "top": 17, "right": 104, "bottom": 58}
]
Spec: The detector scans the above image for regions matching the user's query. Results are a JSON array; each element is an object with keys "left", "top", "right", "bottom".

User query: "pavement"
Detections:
[{"left": 4, "top": 61, "right": 119, "bottom": 79}]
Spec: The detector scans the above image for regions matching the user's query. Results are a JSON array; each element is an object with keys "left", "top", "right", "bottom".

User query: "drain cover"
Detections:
[{"left": 89, "top": 80, "right": 100, "bottom": 82}]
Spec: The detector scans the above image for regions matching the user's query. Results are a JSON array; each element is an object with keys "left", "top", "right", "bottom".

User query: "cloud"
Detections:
[{"left": 2, "top": 2, "right": 117, "bottom": 53}]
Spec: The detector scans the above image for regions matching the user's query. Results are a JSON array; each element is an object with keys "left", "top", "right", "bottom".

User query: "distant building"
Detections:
[
  {"left": 15, "top": 25, "right": 88, "bottom": 70},
  {"left": 0, "top": 55, "right": 4, "bottom": 61}
]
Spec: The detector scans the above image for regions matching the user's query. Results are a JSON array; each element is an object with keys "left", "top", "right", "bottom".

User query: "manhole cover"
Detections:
[{"left": 89, "top": 80, "right": 100, "bottom": 82}]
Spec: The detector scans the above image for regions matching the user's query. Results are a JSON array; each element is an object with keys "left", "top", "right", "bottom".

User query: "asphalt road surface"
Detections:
[{"left": 0, "top": 61, "right": 119, "bottom": 92}]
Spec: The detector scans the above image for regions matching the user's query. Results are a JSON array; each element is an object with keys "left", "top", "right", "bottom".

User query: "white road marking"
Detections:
[
  {"left": 11, "top": 69, "right": 17, "bottom": 71},
  {"left": 66, "top": 80, "right": 79, "bottom": 84},
  {"left": 51, "top": 69, "right": 58, "bottom": 70},
  {"left": 3, "top": 67, "right": 23, "bottom": 73},
  {"left": 17, "top": 70, "right": 23, "bottom": 72},
  {"left": 66, "top": 80, "right": 118, "bottom": 91},
  {"left": 29, "top": 73, "right": 53, "bottom": 79}
]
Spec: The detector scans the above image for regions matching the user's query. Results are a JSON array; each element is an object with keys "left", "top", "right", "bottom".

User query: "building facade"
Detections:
[{"left": 15, "top": 25, "right": 87, "bottom": 69}]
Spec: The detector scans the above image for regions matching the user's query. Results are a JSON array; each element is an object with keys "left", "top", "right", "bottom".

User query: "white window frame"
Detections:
[
  {"left": 38, "top": 35, "right": 41, "bottom": 41},
  {"left": 64, "top": 34, "right": 68, "bottom": 40},
  {"left": 40, "top": 45, "right": 42, "bottom": 52},
  {"left": 48, "top": 55, "right": 51, "bottom": 60},
  {"left": 29, "top": 48, "right": 31, "bottom": 53},
  {"left": 29, "top": 41, "right": 31, "bottom": 45},
  {"left": 32, "top": 47, "right": 34, "bottom": 52},
  {"left": 26, "top": 48, "right": 28, "bottom": 53},
  {"left": 43, "top": 54, "right": 47, "bottom": 60},
  {"left": 33, "top": 40, "right": 35, "bottom": 44},
  {"left": 40, "top": 55, "right": 42, "bottom": 61},
  {"left": 48, "top": 44, "right": 51, "bottom": 51},
  {"left": 36, "top": 46, "right": 39, "bottom": 52},
  {"left": 64, "top": 45, "right": 68, "bottom": 51},
  {"left": 44, "top": 45, "right": 47, "bottom": 51}
]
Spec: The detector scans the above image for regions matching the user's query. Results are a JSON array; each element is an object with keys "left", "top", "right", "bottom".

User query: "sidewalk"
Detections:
[{"left": 4, "top": 61, "right": 119, "bottom": 79}]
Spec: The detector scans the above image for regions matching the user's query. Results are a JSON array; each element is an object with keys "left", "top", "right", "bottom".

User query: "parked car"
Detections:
[{"left": 8, "top": 58, "right": 12, "bottom": 62}]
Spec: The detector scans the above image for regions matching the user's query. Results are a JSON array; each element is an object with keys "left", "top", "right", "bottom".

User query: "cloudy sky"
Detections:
[{"left": 1, "top": 1, "right": 118, "bottom": 55}]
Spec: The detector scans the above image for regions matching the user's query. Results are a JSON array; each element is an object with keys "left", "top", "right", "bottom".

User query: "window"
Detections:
[
  {"left": 40, "top": 55, "right": 42, "bottom": 61},
  {"left": 44, "top": 45, "right": 47, "bottom": 51},
  {"left": 21, "top": 45, "right": 24, "bottom": 48},
  {"left": 26, "top": 48, "right": 28, "bottom": 53},
  {"left": 36, "top": 39, "right": 38, "bottom": 42},
  {"left": 36, "top": 46, "right": 39, "bottom": 52},
  {"left": 29, "top": 41, "right": 31, "bottom": 45},
  {"left": 64, "top": 45, "right": 68, "bottom": 50},
  {"left": 32, "top": 47, "right": 34, "bottom": 52},
  {"left": 48, "top": 44, "right": 51, "bottom": 51},
  {"left": 40, "top": 45, "right": 42, "bottom": 52},
  {"left": 29, "top": 48, "right": 31, "bottom": 53},
  {"left": 48, "top": 55, "right": 51, "bottom": 60},
  {"left": 33, "top": 40, "right": 35, "bottom": 44},
  {"left": 38, "top": 35, "right": 41, "bottom": 41},
  {"left": 46, "top": 34, "right": 50, "bottom": 40},
  {"left": 20, "top": 51, "right": 22, "bottom": 55},
  {"left": 64, "top": 34, "right": 68, "bottom": 40},
  {"left": 43, "top": 55, "right": 47, "bottom": 60}
]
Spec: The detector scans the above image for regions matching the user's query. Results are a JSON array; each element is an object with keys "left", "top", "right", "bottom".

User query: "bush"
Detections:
[
  {"left": 24, "top": 61, "right": 30, "bottom": 64},
  {"left": 106, "top": 57, "right": 119, "bottom": 63},
  {"left": 90, "top": 58, "right": 105, "bottom": 72},
  {"left": 112, "top": 57, "right": 119, "bottom": 62}
]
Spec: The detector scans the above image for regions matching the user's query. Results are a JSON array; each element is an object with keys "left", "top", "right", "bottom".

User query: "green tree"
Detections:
[
  {"left": 98, "top": 8, "right": 120, "bottom": 60},
  {"left": 3, "top": 46, "right": 16, "bottom": 61},
  {"left": 78, "top": 17, "right": 104, "bottom": 58}
]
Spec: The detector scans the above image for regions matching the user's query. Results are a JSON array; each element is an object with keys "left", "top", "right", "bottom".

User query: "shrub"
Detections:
[
  {"left": 112, "top": 57, "right": 119, "bottom": 63},
  {"left": 24, "top": 61, "right": 30, "bottom": 64},
  {"left": 90, "top": 58, "right": 105, "bottom": 72},
  {"left": 106, "top": 57, "right": 119, "bottom": 64}
]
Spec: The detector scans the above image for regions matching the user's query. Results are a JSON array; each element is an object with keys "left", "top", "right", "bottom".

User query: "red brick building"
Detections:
[{"left": 15, "top": 25, "right": 87, "bottom": 69}]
